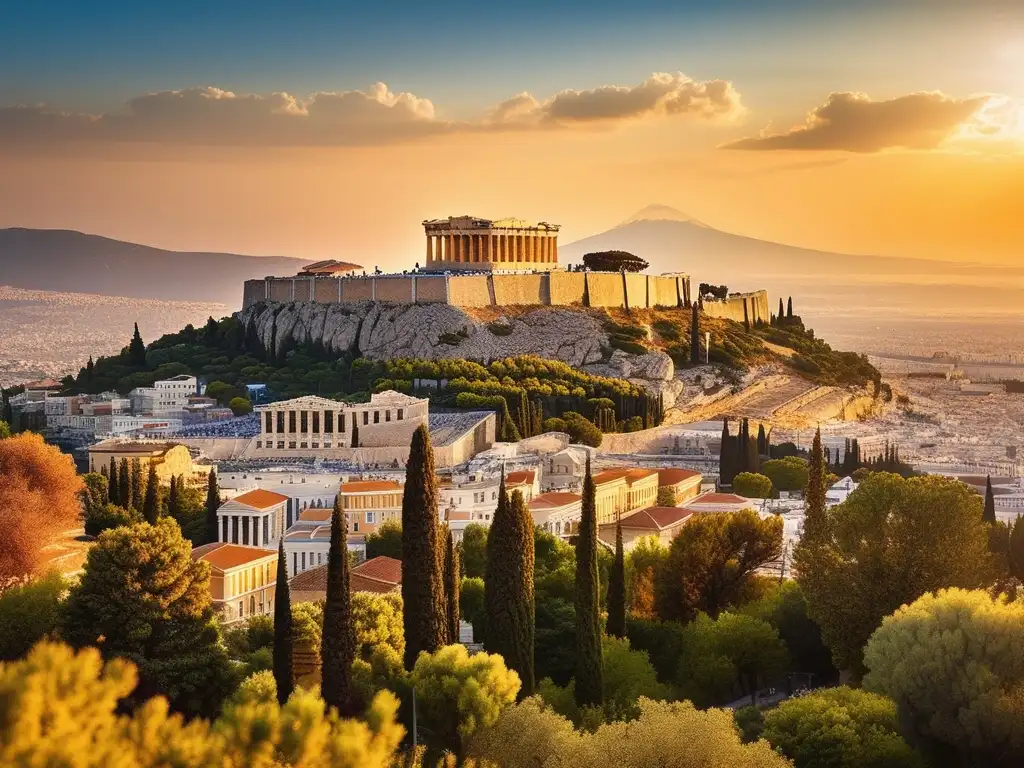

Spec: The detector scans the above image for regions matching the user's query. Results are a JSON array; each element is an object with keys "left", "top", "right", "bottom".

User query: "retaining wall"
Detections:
[
  {"left": 447, "top": 275, "right": 492, "bottom": 307},
  {"left": 702, "top": 291, "right": 771, "bottom": 324}
]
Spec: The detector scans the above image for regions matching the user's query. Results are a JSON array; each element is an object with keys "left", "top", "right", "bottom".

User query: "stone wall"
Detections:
[
  {"left": 702, "top": 290, "right": 770, "bottom": 324},
  {"left": 243, "top": 272, "right": 694, "bottom": 312}
]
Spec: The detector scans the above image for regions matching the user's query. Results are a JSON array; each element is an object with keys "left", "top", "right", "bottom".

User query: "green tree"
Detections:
[
  {"left": 732, "top": 472, "right": 773, "bottom": 499},
  {"left": 0, "top": 420, "right": 10, "bottom": 439},
  {"left": 167, "top": 475, "right": 181, "bottom": 519},
  {"left": 741, "top": 580, "right": 836, "bottom": 681},
  {"left": 365, "top": 519, "right": 402, "bottom": 559},
  {"left": 984, "top": 475, "right": 997, "bottom": 524},
  {"left": 444, "top": 527, "right": 461, "bottom": 644},
  {"left": 321, "top": 496, "right": 356, "bottom": 716},
  {"left": 1009, "top": 515, "right": 1024, "bottom": 582},
  {"left": 606, "top": 514, "right": 626, "bottom": 638},
  {"left": 80, "top": 472, "right": 108, "bottom": 521},
  {"left": 459, "top": 576, "right": 486, "bottom": 643},
  {"left": 797, "top": 473, "right": 993, "bottom": 676},
  {"left": 690, "top": 302, "right": 701, "bottom": 364},
  {"left": 803, "top": 427, "right": 828, "bottom": 544},
  {"left": 710, "top": 612, "right": 789, "bottom": 705},
  {"left": 484, "top": 478, "right": 536, "bottom": 696},
  {"left": 656, "top": 486, "right": 678, "bottom": 507},
  {"left": 204, "top": 469, "right": 220, "bottom": 545},
  {"left": 575, "top": 456, "right": 603, "bottom": 709},
  {"left": 864, "top": 588, "right": 1024, "bottom": 767},
  {"left": 273, "top": 538, "right": 293, "bottom": 706},
  {"left": 581, "top": 250, "right": 649, "bottom": 272},
  {"left": 625, "top": 535, "right": 668, "bottom": 619},
  {"left": 460, "top": 522, "right": 488, "bottom": 578},
  {"left": 763, "top": 687, "right": 925, "bottom": 768},
  {"left": 409, "top": 644, "right": 520, "bottom": 763},
  {"left": 83, "top": 503, "right": 138, "bottom": 536},
  {"left": 129, "top": 458, "right": 143, "bottom": 512},
  {"left": 60, "top": 517, "right": 232, "bottom": 717},
  {"left": 654, "top": 509, "right": 783, "bottom": 622},
  {"left": 400, "top": 424, "right": 446, "bottom": 670},
  {"left": 761, "top": 457, "right": 809, "bottom": 493},
  {"left": 0, "top": 571, "right": 66, "bottom": 661},
  {"left": 107, "top": 458, "right": 119, "bottom": 505},
  {"left": 228, "top": 396, "right": 253, "bottom": 416},
  {"left": 562, "top": 411, "right": 602, "bottom": 447},
  {"left": 128, "top": 322, "right": 146, "bottom": 366},
  {"left": 0, "top": 641, "right": 406, "bottom": 768},
  {"left": 141, "top": 462, "right": 159, "bottom": 525},
  {"left": 117, "top": 457, "right": 130, "bottom": 510},
  {"left": 351, "top": 592, "right": 404, "bottom": 661}
]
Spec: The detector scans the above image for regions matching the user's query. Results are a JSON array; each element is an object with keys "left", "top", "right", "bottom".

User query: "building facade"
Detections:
[
  {"left": 592, "top": 468, "right": 660, "bottom": 525},
  {"left": 422, "top": 216, "right": 560, "bottom": 272},
  {"left": 191, "top": 542, "right": 278, "bottom": 625},
  {"left": 252, "top": 391, "right": 428, "bottom": 457},
  {"left": 87, "top": 440, "right": 208, "bottom": 485},
  {"left": 339, "top": 480, "right": 403, "bottom": 532},
  {"left": 283, "top": 507, "right": 367, "bottom": 578},
  {"left": 216, "top": 488, "right": 289, "bottom": 549}
]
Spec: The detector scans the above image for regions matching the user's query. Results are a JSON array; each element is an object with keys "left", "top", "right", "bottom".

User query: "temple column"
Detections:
[
  {"left": 551, "top": 236, "right": 558, "bottom": 263},
  {"left": 491, "top": 234, "right": 497, "bottom": 263},
  {"left": 518, "top": 234, "right": 524, "bottom": 262},
  {"left": 426, "top": 235, "right": 432, "bottom": 264},
  {"left": 471, "top": 234, "right": 478, "bottom": 263}
]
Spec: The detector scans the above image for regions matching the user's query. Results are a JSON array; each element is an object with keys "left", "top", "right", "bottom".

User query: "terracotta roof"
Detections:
[
  {"left": 88, "top": 440, "right": 178, "bottom": 454},
  {"left": 285, "top": 525, "right": 331, "bottom": 541},
  {"left": 298, "top": 508, "right": 333, "bottom": 523},
  {"left": 192, "top": 542, "right": 276, "bottom": 571},
  {"left": 506, "top": 470, "right": 536, "bottom": 485},
  {"left": 592, "top": 468, "right": 658, "bottom": 486},
  {"left": 232, "top": 488, "right": 290, "bottom": 509},
  {"left": 688, "top": 492, "right": 750, "bottom": 505},
  {"left": 340, "top": 480, "right": 402, "bottom": 493},
  {"left": 299, "top": 259, "right": 363, "bottom": 275},
  {"left": 446, "top": 510, "right": 473, "bottom": 521},
  {"left": 24, "top": 378, "right": 63, "bottom": 390},
  {"left": 529, "top": 492, "right": 582, "bottom": 509},
  {"left": 656, "top": 468, "right": 702, "bottom": 486},
  {"left": 615, "top": 507, "right": 695, "bottom": 531},
  {"left": 352, "top": 556, "right": 402, "bottom": 585}
]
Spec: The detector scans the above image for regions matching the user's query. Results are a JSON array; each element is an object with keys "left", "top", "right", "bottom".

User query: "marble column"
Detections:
[{"left": 426, "top": 235, "right": 432, "bottom": 264}]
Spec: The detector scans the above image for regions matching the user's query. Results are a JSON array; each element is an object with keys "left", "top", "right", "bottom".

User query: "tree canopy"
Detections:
[
  {"left": 732, "top": 472, "right": 773, "bottom": 499},
  {"left": 582, "top": 250, "right": 649, "bottom": 272}
]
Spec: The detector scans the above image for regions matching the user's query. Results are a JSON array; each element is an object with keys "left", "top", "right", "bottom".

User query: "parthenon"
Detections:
[{"left": 422, "top": 216, "right": 560, "bottom": 271}]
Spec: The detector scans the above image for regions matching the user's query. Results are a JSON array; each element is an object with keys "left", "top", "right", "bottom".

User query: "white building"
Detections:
[
  {"left": 826, "top": 477, "right": 858, "bottom": 506},
  {"left": 110, "top": 415, "right": 183, "bottom": 437},
  {"left": 156, "top": 374, "right": 198, "bottom": 410},
  {"left": 282, "top": 507, "right": 367, "bottom": 577},
  {"left": 528, "top": 492, "right": 583, "bottom": 537},
  {"left": 216, "top": 488, "right": 289, "bottom": 550}
]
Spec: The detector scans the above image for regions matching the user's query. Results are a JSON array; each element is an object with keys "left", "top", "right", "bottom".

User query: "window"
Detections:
[
  {"left": 288, "top": 411, "right": 296, "bottom": 433},
  {"left": 365, "top": 512, "right": 376, "bottom": 524},
  {"left": 250, "top": 596, "right": 256, "bottom": 615},
  {"left": 312, "top": 411, "right": 320, "bottom": 433},
  {"left": 317, "top": 553, "right": 323, "bottom": 565},
  {"left": 385, "top": 410, "right": 391, "bottom": 422},
  {"left": 300, "top": 411, "right": 308, "bottom": 432},
  {"left": 293, "top": 553, "right": 298, "bottom": 574},
  {"left": 301, "top": 552, "right": 306, "bottom": 571},
  {"left": 238, "top": 600, "right": 244, "bottom": 617},
  {"left": 397, "top": 409, "right": 404, "bottom": 420},
  {"left": 339, "top": 413, "right": 345, "bottom": 432},
  {"left": 324, "top": 410, "right": 333, "bottom": 433},
  {"left": 263, "top": 516, "right": 269, "bottom": 544},
  {"left": 363, "top": 411, "right": 369, "bottom": 425},
  {"left": 265, "top": 412, "right": 273, "bottom": 433}
]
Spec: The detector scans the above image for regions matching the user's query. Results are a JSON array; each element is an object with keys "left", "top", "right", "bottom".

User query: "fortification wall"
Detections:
[
  {"left": 702, "top": 290, "right": 771, "bottom": 324},
  {"left": 242, "top": 272, "right": 706, "bottom": 312},
  {"left": 448, "top": 276, "right": 492, "bottom": 307}
]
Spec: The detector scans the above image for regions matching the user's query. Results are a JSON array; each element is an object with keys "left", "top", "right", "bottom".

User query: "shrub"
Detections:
[
  {"left": 228, "top": 396, "right": 252, "bottom": 416},
  {"left": 0, "top": 571, "right": 66, "bottom": 661},
  {"left": 732, "top": 472, "right": 773, "bottom": 499}
]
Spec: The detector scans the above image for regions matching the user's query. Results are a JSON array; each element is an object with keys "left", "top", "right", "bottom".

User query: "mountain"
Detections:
[{"left": 0, "top": 228, "right": 310, "bottom": 305}]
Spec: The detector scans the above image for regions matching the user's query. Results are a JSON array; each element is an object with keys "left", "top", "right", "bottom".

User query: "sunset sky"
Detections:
[{"left": 3, "top": 0, "right": 1024, "bottom": 269}]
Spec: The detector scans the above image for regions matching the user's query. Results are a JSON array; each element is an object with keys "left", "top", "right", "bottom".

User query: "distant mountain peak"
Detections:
[{"left": 617, "top": 204, "right": 709, "bottom": 229}]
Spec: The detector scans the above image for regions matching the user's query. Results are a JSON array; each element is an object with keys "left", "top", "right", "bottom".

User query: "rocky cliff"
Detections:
[{"left": 239, "top": 300, "right": 684, "bottom": 405}]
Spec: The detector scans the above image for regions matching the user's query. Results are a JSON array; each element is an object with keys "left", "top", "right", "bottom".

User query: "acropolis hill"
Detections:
[{"left": 242, "top": 214, "right": 770, "bottom": 325}]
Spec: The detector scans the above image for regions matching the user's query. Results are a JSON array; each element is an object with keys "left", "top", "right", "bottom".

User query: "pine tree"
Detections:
[
  {"left": 205, "top": 470, "right": 220, "bottom": 544},
  {"left": 574, "top": 456, "right": 603, "bottom": 708},
  {"left": 129, "top": 459, "right": 143, "bottom": 512},
  {"left": 108, "top": 458, "right": 119, "bottom": 505},
  {"left": 273, "top": 538, "right": 294, "bottom": 706},
  {"left": 128, "top": 322, "right": 147, "bottom": 366},
  {"left": 984, "top": 476, "right": 997, "bottom": 525},
  {"left": 401, "top": 424, "right": 447, "bottom": 671},
  {"left": 322, "top": 496, "right": 356, "bottom": 715},
  {"left": 484, "top": 475, "right": 536, "bottom": 696},
  {"left": 444, "top": 526, "right": 461, "bottom": 645},
  {"left": 142, "top": 462, "right": 159, "bottom": 525},
  {"left": 778, "top": 298, "right": 785, "bottom": 322},
  {"left": 118, "top": 458, "right": 131, "bottom": 510},
  {"left": 689, "top": 302, "right": 701, "bottom": 365},
  {"left": 803, "top": 427, "right": 828, "bottom": 544},
  {"left": 607, "top": 512, "right": 626, "bottom": 639}
]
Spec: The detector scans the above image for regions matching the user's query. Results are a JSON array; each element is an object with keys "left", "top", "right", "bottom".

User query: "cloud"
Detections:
[
  {"left": 487, "top": 72, "right": 743, "bottom": 127},
  {"left": 722, "top": 91, "right": 989, "bottom": 152},
  {"left": 0, "top": 73, "right": 743, "bottom": 148}
]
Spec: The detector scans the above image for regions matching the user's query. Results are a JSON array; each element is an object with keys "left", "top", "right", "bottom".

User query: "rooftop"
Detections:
[
  {"left": 340, "top": 480, "right": 402, "bottom": 493},
  {"left": 615, "top": 506, "right": 695, "bottom": 531},
  {"left": 656, "top": 468, "right": 703, "bottom": 486},
  {"left": 289, "top": 555, "right": 402, "bottom": 595},
  {"left": 191, "top": 542, "right": 277, "bottom": 571},
  {"left": 528, "top": 491, "right": 582, "bottom": 509},
  {"left": 506, "top": 470, "right": 536, "bottom": 485},
  {"left": 88, "top": 439, "right": 178, "bottom": 454},
  {"left": 299, "top": 259, "right": 363, "bottom": 276},
  {"left": 232, "top": 488, "right": 291, "bottom": 509},
  {"left": 687, "top": 492, "right": 752, "bottom": 506},
  {"left": 592, "top": 468, "right": 658, "bottom": 486},
  {"left": 428, "top": 411, "right": 494, "bottom": 447},
  {"left": 297, "top": 508, "right": 333, "bottom": 523}
]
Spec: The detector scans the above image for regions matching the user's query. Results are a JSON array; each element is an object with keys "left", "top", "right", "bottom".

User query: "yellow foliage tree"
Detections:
[{"left": 0, "top": 641, "right": 405, "bottom": 768}]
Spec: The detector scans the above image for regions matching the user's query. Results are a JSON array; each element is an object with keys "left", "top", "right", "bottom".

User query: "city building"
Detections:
[
  {"left": 282, "top": 507, "right": 367, "bottom": 578},
  {"left": 528, "top": 492, "right": 583, "bottom": 537},
  {"left": 216, "top": 488, "right": 289, "bottom": 549},
  {"left": 506, "top": 469, "right": 540, "bottom": 502},
  {"left": 683, "top": 492, "right": 760, "bottom": 514},
  {"left": 86, "top": 440, "right": 208, "bottom": 485},
  {"left": 598, "top": 507, "right": 695, "bottom": 551},
  {"left": 592, "top": 468, "right": 660, "bottom": 525},
  {"left": 826, "top": 477, "right": 858, "bottom": 506},
  {"left": 339, "top": 479, "right": 403, "bottom": 533},
  {"left": 128, "top": 374, "right": 198, "bottom": 417},
  {"left": 655, "top": 468, "right": 703, "bottom": 505},
  {"left": 289, "top": 555, "right": 402, "bottom": 603},
  {"left": 422, "top": 216, "right": 560, "bottom": 272},
  {"left": 542, "top": 446, "right": 591, "bottom": 490},
  {"left": 191, "top": 542, "right": 278, "bottom": 625}
]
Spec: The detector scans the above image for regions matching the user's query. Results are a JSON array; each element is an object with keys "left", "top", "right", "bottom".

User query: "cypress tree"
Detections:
[
  {"left": 574, "top": 456, "right": 603, "bottom": 708},
  {"left": 118, "top": 458, "right": 131, "bottom": 510},
  {"left": 128, "top": 322, "right": 147, "bottom": 366},
  {"left": 322, "top": 496, "right": 356, "bottom": 715},
  {"left": 689, "top": 302, "right": 701, "bottom": 365},
  {"left": 719, "top": 419, "right": 735, "bottom": 486},
  {"left": 108, "top": 458, "right": 119, "bottom": 505},
  {"left": 205, "top": 470, "right": 220, "bottom": 544},
  {"left": 778, "top": 298, "right": 785, "bottom": 322},
  {"left": 142, "top": 462, "right": 160, "bottom": 525},
  {"left": 606, "top": 512, "right": 626, "bottom": 639},
  {"left": 167, "top": 475, "right": 180, "bottom": 519},
  {"left": 1008, "top": 517, "right": 1024, "bottom": 582},
  {"left": 803, "top": 427, "right": 828, "bottom": 544},
  {"left": 401, "top": 424, "right": 447, "bottom": 671},
  {"left": 484, "top": 477, "right": 536, "bottom": 696},
  {"left": 787, "top": 297, "right": 794, "bottom": 319},
  {"left": 757, "top": 424, "right": 768, "bottom": 457},
  {"left": 984, "top": 476, "right": 997, "bottom": 525},
  {"left": 85, "top": 356, "right": 94, "bottom": 393},
  {"left": 130, "top": 459, "right": 143, "bottom": 512},
  {"left": 273, "top": 538, "right": 294, "bottom": 706},
  {"left": 444, "top": 526, "right": 461, "bottom": 645}
]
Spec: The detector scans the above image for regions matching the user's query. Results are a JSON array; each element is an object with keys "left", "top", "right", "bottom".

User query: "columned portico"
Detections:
[{"left": 422, "top": 216, "right": 560, "bottom": 272}]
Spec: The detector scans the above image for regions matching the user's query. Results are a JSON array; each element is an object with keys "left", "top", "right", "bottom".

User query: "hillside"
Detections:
[{"left": 0, "top": 228, "right": 309, "bottom": 304}]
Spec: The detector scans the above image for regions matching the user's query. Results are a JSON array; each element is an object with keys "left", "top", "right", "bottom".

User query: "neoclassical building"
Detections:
[
  {"left": 422, "top": 216, "right": 560, "bottom": 271},
  {"left": 252, "top": 390, "right": 428, "bottom": 457}
]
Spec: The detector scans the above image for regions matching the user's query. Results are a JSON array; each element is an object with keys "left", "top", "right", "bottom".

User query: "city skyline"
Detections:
[{"left": 3, "top": 1, "right": 1024, "bottom": 267}]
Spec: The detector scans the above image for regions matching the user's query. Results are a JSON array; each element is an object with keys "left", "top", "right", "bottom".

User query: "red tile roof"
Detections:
[
  {"left": 528, "top": 492, "right": 582, "bottom": 509},
  {"left": 656, "top": 468, "right": 702, "bottom": 486},
  {"left": 191, "top": 542, "right": 277, "bottom": 571},
  {"left": 340, "top": 480, "right": 402, "bottom": 493},
  {"left": 232, "top": 488, "right": 290, "bottom": 509},
  {"left": 592, "top": 468, "right": 658, "bottom": 486},
  {"left": 506, "top": 470, "right": 536, "bottom": 485},
  {"left": 298, "top": 508, "right": 332, "bottom": 523},
  {"left": 617, "top": 507, "right": 695, "bottom": 531},
  {"left": 688, "top": 492, "right": 750, "bottom": 505},
  {"left": 352, "top": 556, "right": 402, "bottom": 585},
  {"left": 289, "top": 555, "right": 401, "bottom": 595}
]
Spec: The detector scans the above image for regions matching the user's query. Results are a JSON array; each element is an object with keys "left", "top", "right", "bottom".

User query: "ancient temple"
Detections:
[{"left": 422, "top": 216, "right": 560, "bottom": 271}]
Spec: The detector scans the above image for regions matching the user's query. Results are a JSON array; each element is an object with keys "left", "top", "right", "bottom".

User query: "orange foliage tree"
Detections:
[{"left": 0, "top": 433, "right": 83, "bottom": 583}]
